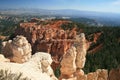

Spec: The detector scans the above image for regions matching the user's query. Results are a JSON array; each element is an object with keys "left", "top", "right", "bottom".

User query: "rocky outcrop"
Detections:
[
  {"left": 60, "top": 46, "right": 77, "bottom": 76},
  {"left": 0, "top": 52, "right": 57, "bottom": 80},
  {"left": 109, "top": 68, "right": 120, "bottom": 80},
  {"left": 59, "top": 33, "right": 109, "bottom": 80},
  {"left": 1, "top": 19, "right": 119, "bottom": 80},
  {"left": 2, "top": 35, "right": 32, "bottom": 63},
  {"left": 75, "top": 33, "right": 87, "bottom": 69},
  {"left": 15, "top": 20, "right": 75, "bottom": 53},
  {"left": 0, "top": 35, "right": 7, "bottom": 41},
  {"left": 15, "top": 20, "right": 76, "bottom": 70},
  {"left": 60, "top": 33, "right": 88, "bottom": 80},
  {"left": 60, "top": 69, "right": 108, "bottom": 80},
  {"left": 75, "top": 69, "right": 86, "bottom": 80},
  {"left": 97, "top": 69, "right": 108, "bottom": 80},
  {"left": 86, "top": 69, "right": 108, "bottom": 80},
  {"left": 87, "top": 72, "right": 97, "bottom": 80}
]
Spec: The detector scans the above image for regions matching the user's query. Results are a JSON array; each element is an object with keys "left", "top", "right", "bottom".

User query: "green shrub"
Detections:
[
  {"left": 54, "top": 66, "right": 61, "bottom": 78},
  {"left": 0, "top": 69, "right": 31, "bottom": 80}
]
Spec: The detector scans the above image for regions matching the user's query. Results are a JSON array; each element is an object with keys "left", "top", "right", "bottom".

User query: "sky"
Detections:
[{"left": 0, "top": 0, "right": 120, "bottom": 13}]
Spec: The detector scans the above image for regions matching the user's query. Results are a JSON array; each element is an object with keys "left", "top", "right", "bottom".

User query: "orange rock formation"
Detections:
[{"left": 15, "top": 19, "right": 76, "bottom": 70}]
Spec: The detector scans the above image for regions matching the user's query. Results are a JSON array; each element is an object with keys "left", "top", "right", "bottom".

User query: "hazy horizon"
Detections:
[{"left": 0, "top": 0, "right": 120, "bottom": 14}]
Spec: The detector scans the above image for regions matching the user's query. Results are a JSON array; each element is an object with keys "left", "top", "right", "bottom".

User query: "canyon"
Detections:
[{"left": 0, "top": 19, "right": 119, "bottom": 80}]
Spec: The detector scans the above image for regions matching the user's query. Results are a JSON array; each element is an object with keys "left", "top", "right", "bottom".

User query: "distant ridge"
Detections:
[
  {"left": 0, "top": 8, "right": 120, "bottom": 17},
  {"left": 0, "top": 8, "right": 120, "bottom": 26}
]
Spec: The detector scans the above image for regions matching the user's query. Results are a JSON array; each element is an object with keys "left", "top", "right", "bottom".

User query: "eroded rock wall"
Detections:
[{"left": 15, "top": 20, "right": 76, "bottom": 70}]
